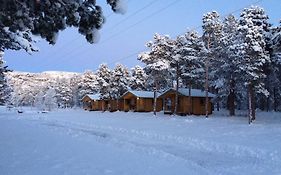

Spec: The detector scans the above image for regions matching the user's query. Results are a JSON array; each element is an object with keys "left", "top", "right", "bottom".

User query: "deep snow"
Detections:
[{"left": 0, "top": 107, "right": 281, "bottom": 175}]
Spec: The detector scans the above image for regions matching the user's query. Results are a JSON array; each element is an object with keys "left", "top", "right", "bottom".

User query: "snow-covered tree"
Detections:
[
  {"left": 44, "top": 88, "right": 57, "bottom": 111},
  {"left": 235, "top": 6, "right": 271, "bottom": 123},
  {"left": 138, "top": 33, "right": 172, "bottom": 115},
  {"left": 110, "top": 63, "right": 130, "bottom": 99},
  {"left": 130, "top": 65, "right": 147, "bottom": 91},
  {"left": 213, "top": 14, "right": 240, "bottom": 116},
  {"left": 96, "top": 64, "right": 111, "bottom": 99},
  {"left": 0, "top": 0, "right": 125, "bottom": 53},
  {"left": 171, "top": 30, "right": 204, "bottom": 114},
  {"left": 54, "top": 78, "right": 73, "bottom": 108},
  {"left": 202, "top": 11, "right": 223, "bottom": 117},
  {"left": 77, "top": 70, "right": 99, "bottom": 101},
  {"left": 0, "top": 51, "right": 12, "bottom": 105}
]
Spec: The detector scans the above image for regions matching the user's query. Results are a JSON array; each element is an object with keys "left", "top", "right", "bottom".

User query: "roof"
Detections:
[
  {"left": 160, "top": 88, "right": 216, "bottom": 98},
  {"left": 82, "top": 94, "right": 101, "bottom": 100},
  {"left": 122, "top": 90, "right": 158, "bottom": 98}
]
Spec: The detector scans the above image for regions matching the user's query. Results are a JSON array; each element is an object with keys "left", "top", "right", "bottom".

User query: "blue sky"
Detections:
[{"left": 4, "top": 0, "right": 281, "bottom": 73}]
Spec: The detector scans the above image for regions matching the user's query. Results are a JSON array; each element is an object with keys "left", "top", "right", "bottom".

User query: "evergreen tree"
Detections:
[
  {"left": 0, "top": 0, "right": 124, "bottom": 53},
  {"left": 171, "top": 31, "right": 204, "bottom": 114},
  {"left": 77, "top": 70, "right": 99, "bottom": 101},
  {"left": 202, "top": 11, "right": 223, "bottom": 117},
  {"left": 110, "top": 64, "right": 130, "bottom": 99},
  {"left": 130, "top": 65, "right": 147, "bottom": 91},
  {"left": 44, "top": 88, "right": 57, "bottom": 111},
  {"left": 0, "top": 51, "right": 11, "bottom": 105},
  {"left": 55, "top": 78, "right": 73, "bottom": 108},
  {"left": 235, "top": 6, "right": 271, "bottom": 123},
  {"left": 214, "top": 14, "right": 240, "bottom": 116},
  {"left": 96, "top": 64, "right": 111, "bottom": 100},
  {"left": 138, "top": 33, "right": 172, "bottom": 115}
]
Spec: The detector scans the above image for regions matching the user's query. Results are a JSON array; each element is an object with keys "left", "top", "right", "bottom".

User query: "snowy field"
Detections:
[{"left": 0, "top": 107, "right": 281, "bottom": 175}]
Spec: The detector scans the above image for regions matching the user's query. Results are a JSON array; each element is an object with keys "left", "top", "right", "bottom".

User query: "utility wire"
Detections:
[
  {"left": 48, "top": 0, "right": 264, "bottom": 71},
  {"left": 50, "top": 0, "right": 184, "bottom": 70},
  {"left": 94, "top": 0, "right": 265, "bottom": 68}
]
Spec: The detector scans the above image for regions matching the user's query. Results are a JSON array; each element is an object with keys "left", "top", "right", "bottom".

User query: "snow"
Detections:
[
  {"left": 1, "top": 107, "right": 281, "bottom": 174},
  {"left": 83, "top": 94, "right": 101, "bottom": 100},
  {"left": 161, "top": 88, "right": 216, "bottom": 98},
  {"left": 114, "top": 0, "right": 127, "bottom": 14},
  {"left": 122, "top": 90, "right": 156, "bottom": 98}
]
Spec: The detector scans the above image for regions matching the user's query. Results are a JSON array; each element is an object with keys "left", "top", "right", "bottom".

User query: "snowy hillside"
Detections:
[
  {"left": 7, "top": 71, "right": 80, "bottom": 79},
  {"left": 1, "top": 107, "right": 281, "bottom": 175}
]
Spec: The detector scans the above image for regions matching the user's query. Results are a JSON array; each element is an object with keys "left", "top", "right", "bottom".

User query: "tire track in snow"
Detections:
[{"left": 9, "top": 114, "right": 281, "bottom": 174}]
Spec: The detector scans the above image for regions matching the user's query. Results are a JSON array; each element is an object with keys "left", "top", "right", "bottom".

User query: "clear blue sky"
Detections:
[{"left": 4, "top": 0, "right": 281, "bottom": 73}]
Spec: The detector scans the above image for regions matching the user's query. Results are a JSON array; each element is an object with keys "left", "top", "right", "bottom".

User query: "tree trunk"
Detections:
[
  {"left": 174, "top": 63, "right": 179, "bottom": 115},
  {"left": 216, "top": 88, "right": 220, "bottom": 111},
  {"left": 273, "top": 87, "right": 277, "bottom": 112},
  {"left": 248, "top": 82, "right": 255, "bottom": 124},
  {"left": 205, "top": 37, "right": 210, "bottom": 118},
  {"left": 188, "top": 80, "right": 192, "bottom": 115},
  {"left": 153, "top": 77, "right": 158, "bottom": 116},
  {"left": 117, "top": 98, "right": 119, "bottom": 111},
  {"left": 228, "top": 79, "right": 235, "bottom": 116}
]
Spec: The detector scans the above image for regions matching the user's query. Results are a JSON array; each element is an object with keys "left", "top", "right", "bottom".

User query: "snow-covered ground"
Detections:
[{"left": 1, "top": 107, "right": 281, "bottom": 175}]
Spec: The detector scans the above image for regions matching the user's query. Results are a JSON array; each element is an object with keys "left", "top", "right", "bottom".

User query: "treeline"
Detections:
[
  {"left": 138, "top": 6, "right": 281, "bottom": 121},
  {"left": 1, "top": 6, "right": 281, "bottom": 119},
  {"left": 4, "top": 65, "right": 148, "bottom": 110}
]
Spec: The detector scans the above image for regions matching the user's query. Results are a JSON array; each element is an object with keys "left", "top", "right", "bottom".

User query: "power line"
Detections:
[
  {"left": 85, "top": 0, "right": 265, "bottom": 69},
  {"left": 49, "top": 0, "right": 184, "bottom": 70},
  {"left": 46, "top": 0, "right": 264, "bottom": 71},
  {"left": 103, "top": 0, "right": 160, "bottom": 32}
]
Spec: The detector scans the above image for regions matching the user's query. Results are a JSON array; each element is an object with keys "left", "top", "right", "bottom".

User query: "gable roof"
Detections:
[
  {"left": 160, "top": 88, "right": 216, "bottom": 98},
  {"left": 122, "top": 90, "right": 157, "bottom": 98},
  {"left": 82, "top": 94, "right": 101, "bottom": 100}
]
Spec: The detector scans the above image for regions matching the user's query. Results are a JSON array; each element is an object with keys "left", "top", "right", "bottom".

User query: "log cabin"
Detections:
[
  {"left": 81, "top": 94, "right": 101, "bottom": 111},
  {"left": 159, "top": 88, "right": 215, "bottom": 115},
  {"left": 121, "top": 90, "right": 163, "bottom": 112}
]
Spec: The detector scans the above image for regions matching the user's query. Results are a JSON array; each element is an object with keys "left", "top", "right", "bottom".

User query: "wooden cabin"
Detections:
[
  {"left": 81, "top": 94, "right": 101, "bottom": 111},
  {"left": 121, "top": 90, "right": 163, "bottom": 112},
  {"left": 95, "top": 99, "right": 122, "bottom": 112},
  {"left": 159, "top": 88, "right": 215, "bottom": 115}
]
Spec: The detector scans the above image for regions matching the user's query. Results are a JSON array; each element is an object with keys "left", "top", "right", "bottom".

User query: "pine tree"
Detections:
[
  {"left": 138, "top": 33, "right": 172, "bottom": 115},
  {"left": 110, "top": 64, "right": 130, "bottom": 99},
  {"left": 77, "top": 70, "right": 99, "bottom": 101},
  {"left": 54, "top": 78, "right": 73, "bottom": 108},
  {"left": 0, "top": 51, "right": 11, "bottom": 105},
  {"left": 96, "top": 64, "right": 111, "bottom": 100},
  {"left": 214, "top": 14, "right": 240, "bottom": 116},
  {"left": 0, "top": 0, "right": 124, "bottom": 53},
  {"left": 171, "top": 30, "right": 204, "bottom": 114},
  {"left": 202, "top": 11, "right": 223, "bottom": 118},
  {"left": 44, "top": 88, "right": 57, "bottom": 111},
  {"left": 235, "top": 6, "right": 271, "bottom": 123},
  {"left": 130, "top": 65, "right": 147, "bottom": 91}
]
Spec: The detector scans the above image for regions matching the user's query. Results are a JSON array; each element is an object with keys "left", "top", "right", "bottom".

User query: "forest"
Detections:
[{"left": 0, "top": 5, "right": 281, "bottom": 121}]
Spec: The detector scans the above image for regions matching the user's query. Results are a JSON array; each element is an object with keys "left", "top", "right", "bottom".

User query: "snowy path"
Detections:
[{"left": 1, "top": 108, "right": 281, "bottom": 175}]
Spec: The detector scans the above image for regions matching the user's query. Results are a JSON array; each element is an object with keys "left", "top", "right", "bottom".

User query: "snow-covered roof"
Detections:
[
  {"left": 122, "top": 90, "right": 157, "bottom": 98},
  {"left": 83, "top": 94, "right": 101, "bottom": 100},
  {"left": 160, "top": 88, "right": 216, "bottom": 98}
]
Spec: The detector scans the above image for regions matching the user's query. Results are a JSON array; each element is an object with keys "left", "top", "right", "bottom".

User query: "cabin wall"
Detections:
[
  {"left": 161, "top": 91, "right": 213, "bottom": 115},
  {"left": 192, "top": 97, "right": 212, "bottom": 115},
  {"left": 91, "top": 101, "right": 99, "bottom": 111},
  {"left": 82, "top": 96, "right": 93, "bottom": 110}
]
